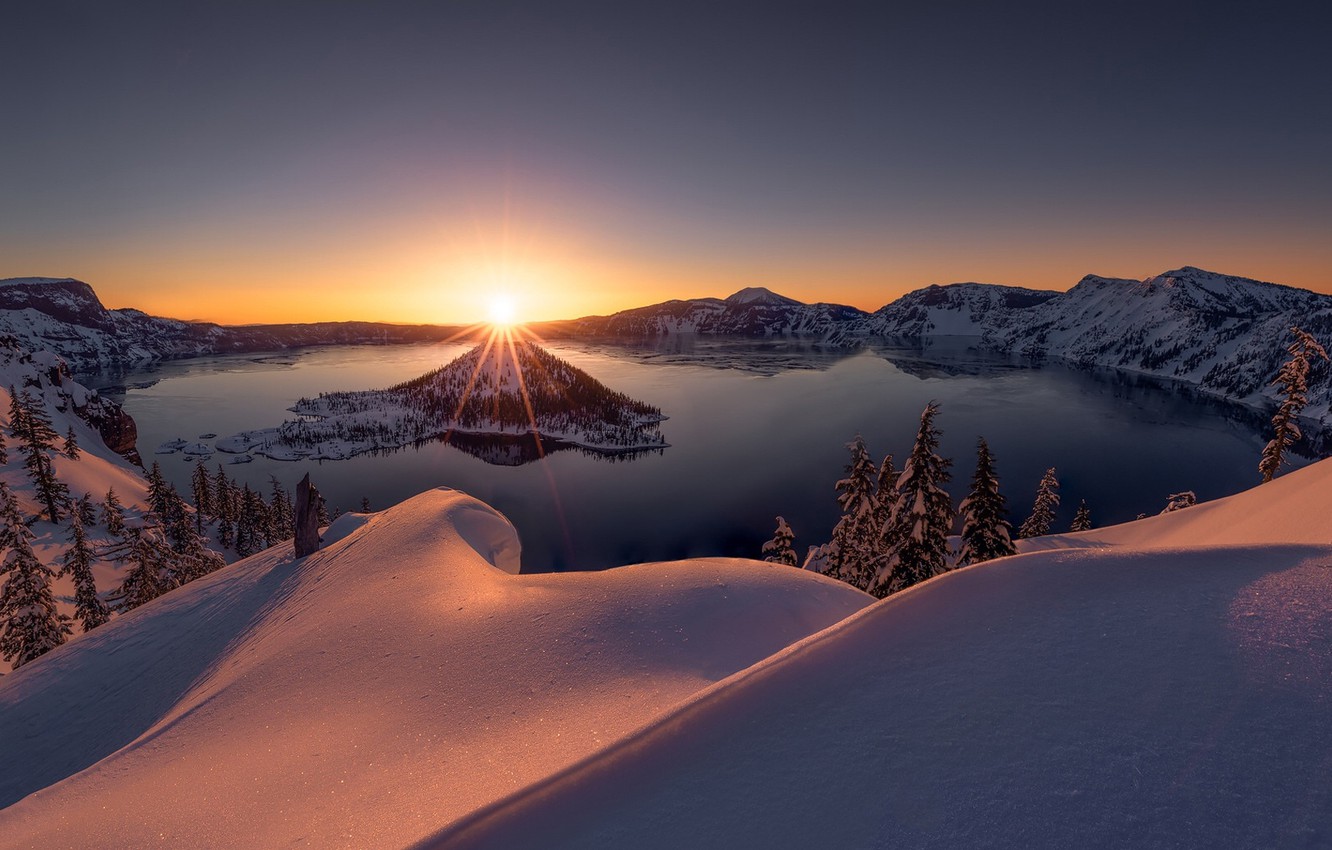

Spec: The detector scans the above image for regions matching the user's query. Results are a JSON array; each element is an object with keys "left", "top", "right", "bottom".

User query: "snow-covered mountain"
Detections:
[
  {"left": 216, "top": 338, "right": 668, "bottom": 462},
  {"left": 4, "top": 455, "right": 1332, "bottom": 845},
  {"left": 0, "top": 277, "right": 463, "bottom": 371},
  {"left": 854, "top": 281, "right": 1061, "bottom": 337},
  {"left": 550, "top": 286, "right": 868, "bottom": 342}
]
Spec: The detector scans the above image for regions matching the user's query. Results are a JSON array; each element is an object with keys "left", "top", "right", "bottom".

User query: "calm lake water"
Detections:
[{"left": 80, "top": 338, "right": 1311, "bottom": 572}]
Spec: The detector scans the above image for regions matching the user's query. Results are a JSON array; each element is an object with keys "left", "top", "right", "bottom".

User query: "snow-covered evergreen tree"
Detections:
[
  {"left": 75, "top": 493, "right": 97, "bottom": 527},
  {"left": 359, "top": 496, "right": 372, "bottom": 513},
  {"left": 63, "top": 426, "right": 80, "bottom": 459},
  {"left": 957, "top": 437, "right": 1015, "bottom": 566},
  {"left": 107, "top": 524, "right": 175, "bottom": 612},
  {"left": 1018, "top": 467, "right": 1060, "bottom": 538},
  {"left": 13, "top": 390, "right": 70, "bottom": 522},
  {"left": 1069, "top": 499, "right": 1092, "bottom": 532},
  {"left": 191, "top": 460, "right": 212, "bottom": 532},
  {"left": 101, "top": 487, "right": 126, "bottom": 535},
  {"left": 1161, "top": 491, "right": 1197, "bottom": 513},
  {"left": 760, "top": 516, "right": 798, "bottom": 566},
  {"left": 872, "top": 402, "right": 953, "bottom": 597},
  {"left": 0, "top": 426, "right": 7, "bottom": 464},
  {"left": 0, "top": 482, "right": 71, "bottom": 668},
  {"left": 828, "top": 435, "right": 881, "bottom": 590},
  {"left": 269, "top": 476, "right": 293, "bottom": 543},
  {"left": 1259, "top": 326, "right": 1329, "bottom": 483},
  {"left": 59, "top": 512, "right": 110, "bottom": 632}
]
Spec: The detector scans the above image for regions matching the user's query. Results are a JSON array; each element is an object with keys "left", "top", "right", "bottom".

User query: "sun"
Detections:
[{"left": 488, "top": 295, "right": 518, "bottom": 327}]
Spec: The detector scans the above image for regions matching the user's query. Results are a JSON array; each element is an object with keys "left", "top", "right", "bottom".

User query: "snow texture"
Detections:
[{"left": 0, "top": 489, "right": 869, "bottom": 848}]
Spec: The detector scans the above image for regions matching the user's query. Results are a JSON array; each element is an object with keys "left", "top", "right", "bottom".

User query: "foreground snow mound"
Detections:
[
  {"left": 0, "top": 488, "right": 869, "bottom": 848},
  {"left": 428, "top": 541, "right": 1332, "bottom": 850}
]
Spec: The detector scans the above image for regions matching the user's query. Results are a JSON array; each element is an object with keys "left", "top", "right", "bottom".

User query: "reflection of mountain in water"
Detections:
[
  {"left": 557, "top": 335, "right": 864, "bottom": 376},
  {"left": 436, "top": 432, "right": 666, "bottom": 466}
]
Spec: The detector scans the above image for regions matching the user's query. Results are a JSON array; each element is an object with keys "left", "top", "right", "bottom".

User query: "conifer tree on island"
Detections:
[
  {"left": 1018, "top": 467, "right": 1060, "bottom": 538},
  {"left": 0, "top": 481, "right": 71, "bottom": 668},
  {"left": 59, "top": 511, "right": 110, "bottom": 632},
  {"left": 1259, "top": 326, "right": 1329, "bottom": 483},
  {"left": 1069, "top": 499, "right": 1093, "bottom": 532},
  {"left": 760, "top": 516, "right": 798, "bottom": 566},
  {"left": 872, "top": 401, "right": 953, "bottom": 598},
  {"left": 957, "top": 437, "right": 1016, "bottom": 566}
]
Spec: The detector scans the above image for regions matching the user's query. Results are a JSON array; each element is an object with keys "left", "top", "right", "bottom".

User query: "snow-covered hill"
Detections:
[
  {"left": 551, "top": 286, "right": 868, "bottom": 342},
  {"left": 0, "top": 489, "right": 869, "bottom": 847},
  {"left": 4, "top": 457, "right": 1332, "bottom": 846},
  {"left": 854, "top": 281, "right": 1060, "bottom": 337},
  {"left": 425, "top": 459, "right": 1332, "bottom": 849},
  {"left": 0, "top": 277, "right": 464, "bottom": 370}
]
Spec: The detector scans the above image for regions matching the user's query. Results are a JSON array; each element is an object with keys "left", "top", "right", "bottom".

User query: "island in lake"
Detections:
[{"left": 214, "top": 339, "right": 668, "bottom": 464}]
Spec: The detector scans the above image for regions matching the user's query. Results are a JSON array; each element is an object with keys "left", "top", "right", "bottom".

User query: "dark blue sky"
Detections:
[{"left": 3, "top": 1, "right": 1329, "bottom": 322}]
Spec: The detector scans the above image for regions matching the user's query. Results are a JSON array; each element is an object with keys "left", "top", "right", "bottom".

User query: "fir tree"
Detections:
[
  {"left": 1259, "top": 327, "right": 1329, "bottom": 483},
  {"left": 872, "top": 453, "right": 898, "bottom": 532},
  {"left": 760, "top": 516, "right": 798, "bottom": 566},
  {"left": 828, "top": 435, "right": 881, "bottom": 590},
  {"left": 0, "top": 426, "right": 7, "bottom": 464},
  {"left": 872, "top": 402, "right": 953, "bottom": 597},
  {"left": 101, "top": 487, "right": 127, "bottom": 535},
  {"left": 14, "top": 390, "right": 69, "bottom": 522},
  {"left": 957, "top": 438, "right": 1015, "bottom": 566},
  {"left": 1069, "top": 499, "right": 1092, "bottom": 532},
  {"left": 106, "top": 524, "right": 175, "bottom": 612},
  {"left": 0, "top": 482, "right": 71, "bottom": 668},
  {"left": 359, "top": 496, "right": 372, "bottom": 513},
  {"left": 59, "top": 511, "right": 110, "bottom": 631},
  {"left": 63, "top": 426, "right": 80, "bottom": 459},
  {"left": 268, "top": 476, "right": 293, "bottom": 543},
  {"left": 76, "top": 493, "right": 98, "bottom": 527},
  {"left": 1018, "top": 467, "right": 1060, "bottom": 538},
  {"left": 191, "top": 460, "right": 212, "bottom": 531}
]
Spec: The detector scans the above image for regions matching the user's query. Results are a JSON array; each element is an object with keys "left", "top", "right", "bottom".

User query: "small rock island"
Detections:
[{"left": 216, "top": 340, "right": 668, "bottom": 463}]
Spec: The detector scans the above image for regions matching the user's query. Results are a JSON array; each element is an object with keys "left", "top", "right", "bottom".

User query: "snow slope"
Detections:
[
  {"left": 0, "top": 489, "right": 869, "bottom": 848},
  {"left": 424, "top": 461, "right": 1332, "bottom": 850}
]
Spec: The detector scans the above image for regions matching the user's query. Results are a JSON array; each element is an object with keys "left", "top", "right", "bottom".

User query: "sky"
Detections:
[{"left": 3, "top": 0, "right": 1330, "bottom": 325}]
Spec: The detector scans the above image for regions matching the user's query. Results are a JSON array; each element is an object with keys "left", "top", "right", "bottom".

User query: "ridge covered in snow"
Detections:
[
  {"left": 0, "top": 489, "right": 868, "bottom": 847},
  {"left": 0, "top": 276, "right": 464, "bottom": 371},
  {"left": 215, "top": 339, "right": 669, "bottom": 463}
]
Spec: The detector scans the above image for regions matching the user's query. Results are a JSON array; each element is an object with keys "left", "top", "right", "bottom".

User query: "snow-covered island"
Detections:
[{"left": 217, "top": 339, "right": 668, "bottom": 463}]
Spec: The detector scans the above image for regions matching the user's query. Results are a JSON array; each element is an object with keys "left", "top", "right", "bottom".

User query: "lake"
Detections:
[{"left": 78, "top": 337, "right": 1312, "bottom": 572}]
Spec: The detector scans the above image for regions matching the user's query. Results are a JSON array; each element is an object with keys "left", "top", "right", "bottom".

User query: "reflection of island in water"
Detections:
[{"left": 216, "top": 339, "right": 668, "bottom": 467}]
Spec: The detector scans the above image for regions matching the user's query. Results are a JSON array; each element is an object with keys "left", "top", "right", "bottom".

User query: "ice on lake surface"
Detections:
[{"left": 80, "top": 338, "right": 1313, "bottom": 571}]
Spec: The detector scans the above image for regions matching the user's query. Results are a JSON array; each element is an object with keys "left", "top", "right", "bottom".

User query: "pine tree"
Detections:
[
  {"left": 828, "top": 435, "right": 881, "bottom": 590},
  {"left": 873, "top": 453, "right": 898, "bottom": 532},
  {"left": 1069, "top": 499, "right": 1092, "bottom": 532},
  {"left": 1161, "top": 491, "right": 1197, "bottom": 513},
  {"left": 101, "top": 487, "right": 127, "bottom": 535},
  {"left": 957, "top": 438, "right": 1016, "bottom": 566},
  {"left": 14, "top": 390, "right": 69, "bottom": 522},
  {"left": 1259, "top": 327, "right": 1329, "bottom": 483},
  {"left": 76, "top": 493, "right": 98, "bottom": 527},
  {"left": 359, "top": 496, "right": 372, "bottom": 513},
  {"left": 59, "top": 512, "right": 110, "bottom": 631},
  {"left": 0, "top": 482, "right": 71, "bottom": 668},
  {"left": 106, "top": 524, "right": 175, "bottom": 612},
  {"left": 872, "top": 402, "right": 953, "bottom": 597},
  {"left": 760, "top": 516, "right": 798, "bottom": 566},
  {"left": 0, "top": 426, "right": 7, "bottom": 464},
  {"left": 191, "top": 460, "right": 212, "bottom": 531},
  {"left": 1018, "top": 467, "right": 1060, "bottom": 538},
  {"left": 63, "top": 426, "right": 80, "bottom": 459},
  {"left": 268, "top": 476, "right": 293, "bottom": 543}
]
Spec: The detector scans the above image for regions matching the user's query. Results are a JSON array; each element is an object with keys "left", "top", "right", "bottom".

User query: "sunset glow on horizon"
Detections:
[{"left": 4, "top": 3, "right": 1329, "bottom": 325}]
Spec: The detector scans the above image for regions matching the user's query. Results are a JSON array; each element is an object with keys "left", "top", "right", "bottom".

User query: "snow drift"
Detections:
[
  {"left": 0, "top": 488, "right": 869, "bottom": 848},
  {"left": 425, "top": 460, "right": 1332, "bottom": 850}
]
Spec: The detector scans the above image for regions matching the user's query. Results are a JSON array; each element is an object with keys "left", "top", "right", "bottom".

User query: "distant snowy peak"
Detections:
[
  {"left": 562, "top": 291, "right": 867, "bottom": 342},
  {"left": 723, "top": 286, "right": 803, "bottom": 307},
  {"left": 860, "top": 282, "right": 1060, "bottom": 337}
]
